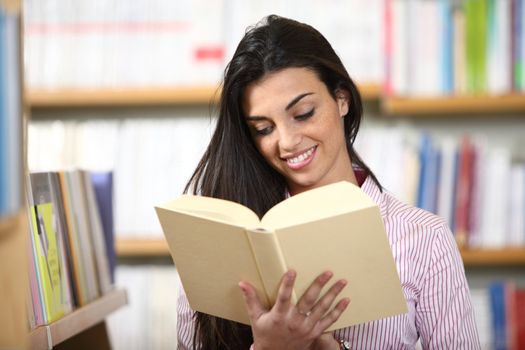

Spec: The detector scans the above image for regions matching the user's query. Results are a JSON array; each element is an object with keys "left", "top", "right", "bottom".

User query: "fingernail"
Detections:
[
  {"left": 238, "top": 283, "right": 246, "bottom": 293},
  {"left": 339, "top": 279, "right": 348, "bottom": 287},
  {"left": 287, "top": 270, "right": 296, "bottom": 281}
]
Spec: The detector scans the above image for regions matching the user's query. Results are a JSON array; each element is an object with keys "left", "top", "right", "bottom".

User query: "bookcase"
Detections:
[
  {"left": 0, "top": 2, "right": 128, "bottom": 350},
  {"left": 0, "top": 0, "right": 29, "bottom": 348},
  {"left": 22, "top": 0, "right": 525, "bottom": 347},
  {"left": 26, "top": 88, "right": 525, "bottom": 267}
]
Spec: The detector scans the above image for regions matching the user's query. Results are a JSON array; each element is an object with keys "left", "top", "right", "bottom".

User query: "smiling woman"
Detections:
[
  {"left": 179, "top": 15, "right": 480, "bottom": 350},
  {"left": 243, "top": 67, "right": 354, "bottom": 195}
]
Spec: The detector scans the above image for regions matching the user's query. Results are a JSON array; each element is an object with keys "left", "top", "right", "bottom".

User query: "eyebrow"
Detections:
[
  {"left": 245, "top": 92, "right": 314, "bottom": 121},
  {"left": 285, "top": 92, "right": 314, "bottom": 111}
]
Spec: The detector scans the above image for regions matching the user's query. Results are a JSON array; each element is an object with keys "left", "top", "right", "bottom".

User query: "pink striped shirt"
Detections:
[{"left": 177, "top": 175, "right": 481, "bottom": 349}]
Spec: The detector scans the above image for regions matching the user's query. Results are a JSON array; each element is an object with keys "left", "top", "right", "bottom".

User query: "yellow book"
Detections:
[
  {"left": 155, "top": 181, "right": 407, "bottom": 331},
  {"left": 30, "top": 203, "right": 66, "bottom": 323}
]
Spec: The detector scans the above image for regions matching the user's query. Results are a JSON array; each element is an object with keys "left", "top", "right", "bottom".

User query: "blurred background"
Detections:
[{"left": 3, "top": 0, "right": 524, "bottom": 348}]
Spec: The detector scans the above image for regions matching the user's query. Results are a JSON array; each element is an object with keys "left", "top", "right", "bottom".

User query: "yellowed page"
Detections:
[
  {"left": 261, "top": 181, "right": 376, "bottom": 229},
  {"left": 155, "top": 206, "right": 264, "bottom": 325},
  {"left": 161, "top": 195, "right": 260, "bottom": 227},
  {"left": 246, "top": 229, "right": 295, "bottom": 307},
  {"left": 275, "top": 206, "right": 407, "bottom": 331}
]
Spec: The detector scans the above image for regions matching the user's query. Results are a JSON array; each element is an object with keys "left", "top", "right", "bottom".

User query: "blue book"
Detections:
[
  {"left": 90, "top": 171, "right": 116, "bottom": 282},
  {"left": 489, "top": 281, "right": 507, "bottom": 350},
  {"left": 0, "top": 11, "right": 7, "bottom": 215},
  {"left": 417, "top": 134, "right": 439, "bottom": 213},
  {"left": 441, "top": 0, "right": 453, "bottom": 94}
]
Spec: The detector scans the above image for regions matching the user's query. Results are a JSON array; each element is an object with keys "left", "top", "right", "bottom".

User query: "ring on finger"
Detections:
[{"left": 298, "top": 309, "right": 312, "bottom": 317}]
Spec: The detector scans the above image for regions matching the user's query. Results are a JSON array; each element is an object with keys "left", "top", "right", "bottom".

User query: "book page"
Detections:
[
  {"left": 155, "top": 206, "right": 267, "bottom": 324},
  {"left": 261, "top": 181, "right": 376, "bottom": 229},
  {"left": 159, "top": 195, "right": 260, "bottom": 228},
  {"left": 275, "top": 205, "right": 407, "bottom": 331}
]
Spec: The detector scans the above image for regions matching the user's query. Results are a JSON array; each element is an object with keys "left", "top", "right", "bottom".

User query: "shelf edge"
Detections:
[{"left": 30, "top": 289, "right": 128, "bottom": 349}]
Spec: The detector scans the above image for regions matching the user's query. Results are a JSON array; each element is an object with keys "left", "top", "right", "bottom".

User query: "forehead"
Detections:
[{"left": 243, "top": 67, "right": 325, "bottom": 114}]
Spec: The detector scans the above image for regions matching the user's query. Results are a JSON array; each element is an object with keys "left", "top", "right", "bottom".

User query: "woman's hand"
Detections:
[{"left": 239, "top": 270, "right": 350, "bottom": 350}]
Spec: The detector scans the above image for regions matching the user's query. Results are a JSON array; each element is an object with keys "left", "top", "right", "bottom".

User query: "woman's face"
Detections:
[{"left": 243, "top": 67, "right": 354, "bottom": 195}]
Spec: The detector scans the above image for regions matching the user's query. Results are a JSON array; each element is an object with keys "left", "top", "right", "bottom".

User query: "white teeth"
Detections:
[{"left": 287, "top": 147, "right": 315, "bottom": 164}]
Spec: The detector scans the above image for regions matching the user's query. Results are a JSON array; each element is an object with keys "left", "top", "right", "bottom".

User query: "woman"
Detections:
[{"left": 179, "top": 15, "right": 480, "bottom": 349}]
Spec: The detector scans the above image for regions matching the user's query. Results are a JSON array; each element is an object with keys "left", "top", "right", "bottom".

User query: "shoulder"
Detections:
[{"left": 362, "top": 176, "right": 450, "bottom": 243}]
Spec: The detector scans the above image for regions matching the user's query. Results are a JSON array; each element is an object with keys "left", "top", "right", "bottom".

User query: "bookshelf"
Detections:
[
  {"left": 116, "top": 238, "right": 525, "bottom": 267},
  {"left": 0, "top": 0, "right": 28, "bottom": 348},
  {"left": 0, "top": 211, "right": 28, "bottom": 349},
  {"left": 26, "top": 83, "right": 382, "bottom": 109},
  {"left": 29, "top": 289, "right": 127, "bottom": 350},
  {"left": 383, "top": 94, "right": 525, "bottom": 115},
  {"left": 0, "top": 2, "right": 128, "bottom": 349}
]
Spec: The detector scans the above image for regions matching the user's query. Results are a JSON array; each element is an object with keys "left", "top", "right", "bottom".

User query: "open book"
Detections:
[{"left": 155, "top": 181, "right": 407, "bottom": 331}]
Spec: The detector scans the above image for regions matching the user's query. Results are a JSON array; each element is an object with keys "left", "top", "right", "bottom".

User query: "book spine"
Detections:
[{"left": 246, "top": 229, "right": 292, "bottom": 307}]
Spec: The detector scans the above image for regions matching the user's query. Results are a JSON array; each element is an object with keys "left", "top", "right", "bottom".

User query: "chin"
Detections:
[{"left": 288, "top": 176, "right": 322, "bottom": 190}]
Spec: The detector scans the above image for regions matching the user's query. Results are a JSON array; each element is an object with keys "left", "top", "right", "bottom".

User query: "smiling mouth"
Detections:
[{"left": 283, "top": 145, "right": 317, "bottom": 169}]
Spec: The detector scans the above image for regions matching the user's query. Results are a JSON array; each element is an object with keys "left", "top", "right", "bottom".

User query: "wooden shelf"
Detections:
[
  {"left": 0, "top": 211, "right": 23, "bottom": 235},
  {"left": 116, "top": 237, "right": 169, "bottom": 257},
  {"left": 116, "top": 238, "right": 525, "bottom": 266},
  {"left": 27, "top": 86, "right": 221, "bottom": 108},
  {"left": 357, "top": 83, "right": 382, "bottom": 100},
  {"left": 0, "top": 211, "right": 28, "bottom": 349},
  {"left": 460, "top": 248, "right": 525, "bottom": 267},
  {"left": 383, "top": 94, "right": 525, "bottom": 115},
  {"left": 27, "top": 83, "right": 381, "bottom": 108},
  {"left": 29, "top": 289, "right": 127, "bottom": 350}
]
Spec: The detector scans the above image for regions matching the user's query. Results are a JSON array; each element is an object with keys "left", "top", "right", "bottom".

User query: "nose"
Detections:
[{"left": 278, "top": 124, "right": 301, "bottom": 151}]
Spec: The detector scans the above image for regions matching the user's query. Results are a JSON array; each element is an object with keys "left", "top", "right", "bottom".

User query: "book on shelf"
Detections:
[
  {"left": 26, "top": 169, "right": 114, "bottom": 328},
  {"left": 58, "top": 170, "right": 100, "bottom": 305},
  {"left": 0, "top": 4, "right": 22, "bottom": 217},
  {"left": 81, "top": 170, "right": 112, "bottom": 295},
  {"left": 487, "top": 280, "right": 525, "bottom": 350},
  {"left": 91, "top": 171, "right": 116, "bottom": 283},
  {"left": 155, "top": 181, "right": 407, "bottom": 331},
  {"left": 28, "top": 172, "right": 74, "bottom": 324}
]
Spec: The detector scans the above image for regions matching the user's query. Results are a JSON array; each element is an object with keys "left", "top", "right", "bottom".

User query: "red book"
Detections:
[
  {"left": 515, "top": 289, "right": 525, "bottom": 350},
  {"left": 454, "top": 137, "right": 474, "bottom": 248}
]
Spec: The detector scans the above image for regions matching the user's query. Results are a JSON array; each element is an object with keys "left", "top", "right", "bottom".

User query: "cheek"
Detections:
[{"left": 254, "top": 138, "right": 277, "bottom": 162}]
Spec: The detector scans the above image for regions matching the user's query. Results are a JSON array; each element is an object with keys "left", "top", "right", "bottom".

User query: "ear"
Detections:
[{"left": 335, "top": 89, "right": 350, "bottom": 118}]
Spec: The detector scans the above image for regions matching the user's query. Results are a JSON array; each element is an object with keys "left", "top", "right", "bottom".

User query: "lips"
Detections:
[{"left": 282, "top": 145, "right": 317, "bottom": 170}]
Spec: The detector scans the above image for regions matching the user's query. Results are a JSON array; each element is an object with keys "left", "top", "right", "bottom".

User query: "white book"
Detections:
[
  {"left": 509, "top": 164, "right": 525, "bottom": 246},
  {"left": 115, "top": 120, "right": 140, "bottom": 236},
  {"left": 470, "top": 288, "right": 493, "bottom": 349},
  {"left": 487, "top": 0, "right": 512, "bottom": 95},
  {"left": 390, "top": 0, "right": 408, "bottom": 95},
  {"left": 65, "top": 170, "right": 100, "bottom": 302},
  {"left": 480, "top": 147, "right": 511, "bottom": 248},
  {"left": 408, "top": 0, "right": 445, "bottom": 96},
  {"left": 81, "top": 170, "right": 112, "bottom": 294}
]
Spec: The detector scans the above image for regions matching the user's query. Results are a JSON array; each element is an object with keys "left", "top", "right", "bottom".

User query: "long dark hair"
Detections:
[{"left": 184, "top": 15, "right": 381, "bottom": 350}]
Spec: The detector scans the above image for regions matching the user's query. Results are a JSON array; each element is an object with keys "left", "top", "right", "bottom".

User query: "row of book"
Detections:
[
  {"left": 471, "top": 282, "right": 525, "bottom": 350},
  {"left": 107, "top": 266, "right": 519, "bottom": 350},
  {"left": 23, "top": 0, "right": 384, "bottom": 88},
  {"left": 28, "top": 117, "right": 212, "bottom": 237},
  {"left": 26, "top": 170, "right": 116, "bottom": 327},
  {"left": 0, "top": 5, "right": 22, "bottom": 217},
  {"left": 107, "top": 265, "right": 178, "bottom": 350},
  {"left": 355, "top": 127, "right": 525, "bottom": 249},
  {"left": 386, "top": 0, "right": 525, "bottom": 96},
  {"left": 28, "top": 118, "right": 525, "bottom": 250}
]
